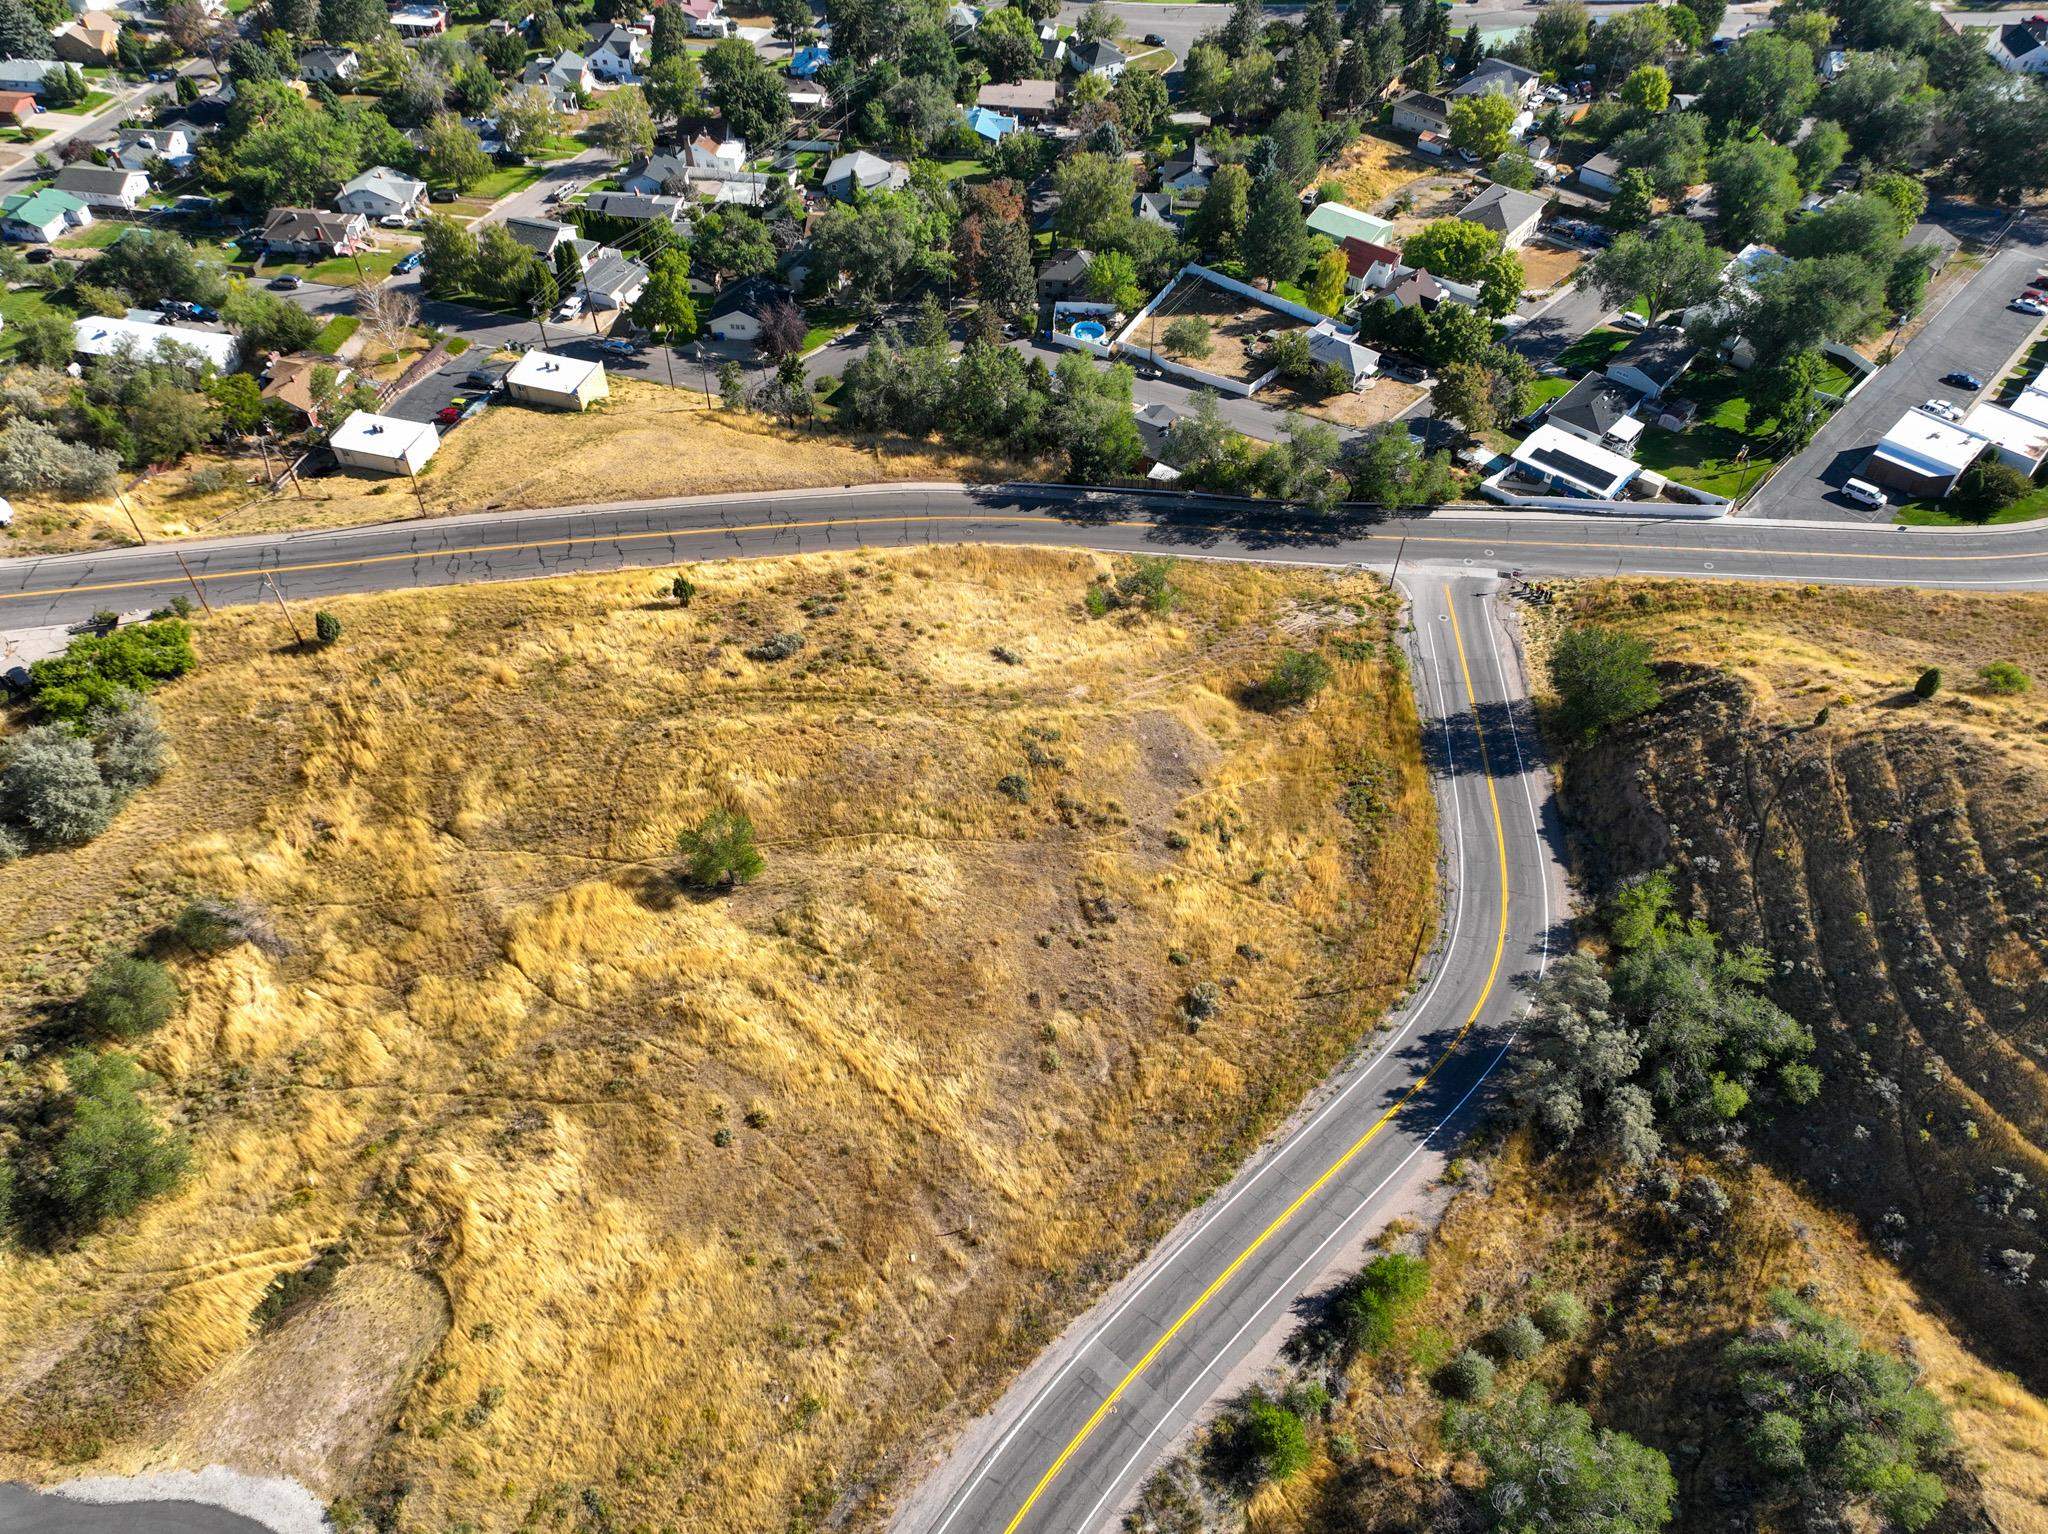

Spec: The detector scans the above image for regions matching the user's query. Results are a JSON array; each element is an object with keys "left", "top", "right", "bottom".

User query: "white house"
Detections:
[
  {"left": 1545, "top": 374, "right": 1647, "bottom": 454},
  {"left": 111, "top": 127, "right": 192, "bottom": 172},
  {"left": 52, "top": 164, "right": 150, "bottom": 211},
  {"left": 0, "top": 187, "right": 90, "bottom": 243},
  {"left": 677, "top": 0, "right": 733, "bottom": 36},
  {"left": 706, "top": 277, "right": 791, "bottom": 342},
  {"left": 578, "top": 247, "right": 648, "bottom": 310},
  {"left": 522, "top": 49, "right": 594, "bottom": 103},
  {"left": 330, "top": 410, "right": 440, "bottom": 475},
  {"left": 1458, "top": 182, "right": 1546, "bottom": 249},
  {"left": 1306, "top": 323, "right": 1379, "bottom": 390},
  {"left": 336, "top": 165, "right": 427, "bottom": 221},
  {"left": 1576, "top": 152, "right": 1623, "bottom": 195},
  {"left": 389, "top": 4, "right": 448, "bottom": 35},
  {"left": 297, "top": 46, "right": 360, "bottom": 83},
  {"left": 1861, "top": 407, "right": 1989, "bottom": 499},
  {"left": 1988, "top": 17, "right": 2048, "bottom": 72},
  {"left": 1067, "top": 38, "right": 1126, "bottom": 78},
  {"left": 506, "top": 349, "right": 609, "bottom": 410},
  {"left": 1511, "top": 423, "right": 1643, "bottom": 500},
  {"left": 72, "top": 313, "right": 239, "bottom": 371},
  {"left": 585, "top": 23, "right": 645, "bottom": 81},
  {"left": 682, "top": 131, "right": 746, "bottom": 172},
  {"left": 1604, "top": 329, "right": 1697, "bottom": 400},
  {"left": 1390, "top": 91, "right": 1449, "bottom": 137},
  {"left": 1342, "top": 237, "right": 1401, "bottom": 293},
  {"left": 262, "top": 206, "right": 368, "bottom": 257}
]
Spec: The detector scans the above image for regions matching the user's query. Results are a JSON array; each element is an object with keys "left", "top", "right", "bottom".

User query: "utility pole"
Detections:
[
  {"left": 1387, "top": 529, "right": 1407, "bottom": 591},
  {"left": 112, "top": 481, "right": 147, "bottom": 547},
  {"left": 262, "top": 573, "right": 305, "bottom": 646},
  {"left": 174, "top": 552, "right": 214, "bottom": 615},
  {"left": 407, "top": 458, "right": 429, "bottom": 518}
]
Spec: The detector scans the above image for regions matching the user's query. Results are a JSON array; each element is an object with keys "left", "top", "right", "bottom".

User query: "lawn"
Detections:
[
  {"left": 1554, "top": 325, "right": 1634, "bottom": 374},
  {"left": 1633, "top": 368, "right": 1786, "bottom": 499},
  {"left": 0, "top": 124, "right": 49, "bottom": 144},
  {"left": 57, "top": 221, "right": 128, "bottom": 249},
  {"left": 59, "top": 89, "right": 112, "bottom": 114},
  {"left": 1895, "top": 482, "right": 2048, "bottom": 526},
  {"left": 251, "top": 245, "right": 409, "bottom": 286},
  {"left": 1125, "top": 45, "right": 1174, "bottom": 72},
  {"left": 312, "top": 313, "right": 359, "bottom": 354},
  {"left": 798, "top": 302, "right": 859, "bottom": 352},
  {"left": 0, "top": 285, "right": 67, "bottom": 359},
  {"left": 1814, "top": 357, "right": 1857, "bottom": 397},
  {"left": 1527, "top": 375, "right": 1573, "bottom": 411},
  {"left": 929, "top": 156, "right": 987, "bottom": 183}
]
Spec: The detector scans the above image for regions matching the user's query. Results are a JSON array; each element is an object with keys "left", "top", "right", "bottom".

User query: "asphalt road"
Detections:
[
  {"left": 0, "top": 1486, "right": 277, "bottom": 1534},
  {"left": 1749, "top": 213, "right": 2048, "bottom": 521}
]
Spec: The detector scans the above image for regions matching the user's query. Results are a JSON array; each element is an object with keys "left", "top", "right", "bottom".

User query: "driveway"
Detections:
[{"left": 1745, "top": 212, "right": 2048, "bottom": 522}]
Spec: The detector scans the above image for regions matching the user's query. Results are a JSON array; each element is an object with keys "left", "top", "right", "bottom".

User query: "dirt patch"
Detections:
[
  {"left": 1129, "top": 273, "right": 1309, "bottom": 389},
  {"left": 0, "top": 547, "right": 1438, "bottom": 1534},
  {"left": 1290, "top": 379, "right": 1427, "bottom": 430},
  {"left": 1315, "top": 134, "right": 1438, "bottom": 212},
  {"left": 1379, "top": 174, "right": 1487, "bottom": 243},
  {"left": 1517, "top": 240, "right": 1582, "bottom": 295}
]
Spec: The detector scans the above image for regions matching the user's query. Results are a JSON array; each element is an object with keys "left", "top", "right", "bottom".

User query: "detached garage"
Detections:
[
  {"left": 506, "top": 350, "right": 609, "bottom": 411},
  {"left": 330, "top": 410, "right": 439, "bottom": 475}
]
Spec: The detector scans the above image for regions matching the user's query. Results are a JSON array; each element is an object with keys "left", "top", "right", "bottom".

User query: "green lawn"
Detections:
[
  {"left": 0, "top": 286, "right": 68, "bottom": 359},
  {"left": 1633, "top": 368, "right": 1788, "bottom": 499},
  {"left": 799, "top": 303, "right": 859, "bottom": 352},
  {"left": 1527, "top": 375, "right": 1573, "bottom": 410},
  {"left": 1125, "top": 46, "right": 1174, "bottom": 72},
  {"left": 58, "top": 221, "right": 128, "bottom": 249},
  {"left": 1814, "top": 358, "right": 1857, "bottom": 397},
  {"left": 247, "top": 245, "right": 409, "bottom": 285},
  {"left": 930, "top": 156, "right": 987, "bottom": 183},
  {"left": 61, "top": 89, "right": 113, "bottom": 115},
  {"left": 1895, "top": 482, "right": 2048, "bottom": 526},
  {"left": 1554, "top": 326, "right": 1634, "bottom": 375},
  {"left": 0, "top": 125, "right": 49, "bottom": 144},
  {"left": 312, "top": 314, "right": 359, "bottom": 354}
]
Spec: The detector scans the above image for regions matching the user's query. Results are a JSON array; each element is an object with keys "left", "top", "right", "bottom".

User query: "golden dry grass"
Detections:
[
  {"left": 0, "top": 547, "right": 1437, "bottom": 1533},
  {"left": 1314, "top": 134, "right": 1439, "bottom": 213},
  {"left": 0, "top": 381, "right": 1004, "bottom": 557},
  {"left": 1133, "top": 275, "right": 1307, "bottom": 386}
]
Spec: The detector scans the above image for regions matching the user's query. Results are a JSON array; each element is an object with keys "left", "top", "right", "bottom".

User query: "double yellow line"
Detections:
[{"left": 995, "top": 587, "right": 1516, "bottom": 1533}]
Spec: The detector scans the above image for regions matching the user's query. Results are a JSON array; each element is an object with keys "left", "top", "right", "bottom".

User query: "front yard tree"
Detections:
[
  {"left": 645, "top": 54, "right": 703, "bottom": 125},
  {"left": 423, "top": 112, "right": 489, "bottom": 192},
  {"left": 1242, "top": 166, "right": 1312, "bottom": 282},
  {"left": 1587, "top": 217, "right": 1721, "bottom": 319},
  {"left": 631, "top": 247, "right": 699, "bottom": 344},
  {"left": 1086, "top": 248, "right": 1143, "bottom": 312},
  {"left": 0, "top": 0, "right": 49, "bottom": 57},
  {"left": 495, "top": 83, "right": 557, "bottom": 153},
  {"left": 1751, "top": 346, "right": 1826, "bottom": 452},
  {"left": 1449, "top": 91, "right": 1516, "bottom": 162},
  {"left": 705, "top": 35, "right": 790, "bottom": 145},
  {"left": 1186, "top": 160, "right": 1250, "bottom": 259},
  {"left": 1700, "top": 33, "right": 1816, "bottom": 138},
  {"left": 1609, "top": 167, "right": 1656, "bottom": 230},
  {"left": 1304, "top": 246, "right": 1348, "bottom": 315},
  {"left": 693, "top": 208, "right": 778, "bottom": 285},
  {"left": 1432, "top": 360, "right": 1500, "bottom": 439},
  {"left": 1619, "top": 61, "right": 1670, "bottom": 113},
  {"left": 1402, "top": 218, "right": 1522, "bottom": 317},
  {"left": 1710, "top": 138, "right": 1802, "bottom": 247},
  {"left": 955, "top": 181, "right": 1036, "bottom": 319},
  {"left": 593, "top": 85, "right": 656, "bottom": 159},
  {"left": 419, "top": 215, "right": 476, "bottom": 298},
  {"left": 1052, "top": 151, "right": 1137, "bottom": 250},
  {"left": 1793, "top": 118, "right": 1848, "bottom": 191},
  {"left": 1530, "top": 0, "right": 1589, "bottom": 69}
]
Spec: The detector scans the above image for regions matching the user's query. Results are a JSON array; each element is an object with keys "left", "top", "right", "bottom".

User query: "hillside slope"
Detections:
[{"left": 0, "top": 547, "right": 1437, "bottom": 1533}]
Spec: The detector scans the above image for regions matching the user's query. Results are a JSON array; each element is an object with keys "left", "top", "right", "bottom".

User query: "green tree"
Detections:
[
  {"left": 1750, "top": 346, "right": 1826, "bottom": 451},
  {"left": 631, "top": 247, "right": 699, "bottom": 344},
  {"left": 1950, "top": 455, "right": 2032, "bottom": 521},
  {"left": 1529, "top": 0, "right": 1589, "bottom": 70},
  {"left": 1726, "top": 1292, "right": 1951, "bottom": 1532},
  {"left": 1250, "top": 649, "right": 1331, "bottom": 711},
  {"left": 1822, "top": 51, "right": 1933, "bottom": 168},
  {"left": 1346, "top": 422, "right": 1455, "bottom": 505},
  {"left": 1699, "top": 32, "right": 1815, "bottom": 138},
  {"left": 77, "top": 956, "right": 180, "bottom": 1041},
  {"left": 1449, "top": 1386, "right": 1676, "bottom": 1534},
  {"left": 1403, "top": 218, "right": 1522, "bottom": 316},
  {"left": 1608, "top": 167, "right": 1656, "bottom": 231},
  {"left": 677, "top": 807, "right": 764, "bottom": 889},
  {"left": 704, "top": 35, "right": 790, "bottom": 145},
  {"left": 1241, "top": 166, "right": 1312, "bottom": 282},
  {"left": 1085, "top": 248, "right": 1142, "bottom": 312},
  {"left": 1303, "top": 246, "right": 1348, "bottom": 315},
  {"left": 692, "top": 207, "right": 779, "bottom": 285},
  {"left": 1586, "top": 218, "right": 1720, "bottom": 318},
  {"left": 41, "top": 1049, "right": 190, "bottom": 1235},
  {"left": 1709, "top": 138, "right": 1802, "bottom": 247},
  {"left": 1793, "top": 119, "right": 1848, "bottom": 193},
  {"left": 1550, "top": 623, "right": 1659, "bottom": 746},
  {"left": 1186, "top": 160, "right": 1250, "bottom": 259},
  {"left": 644, "top": 54, "right": 703, "bottom": 125},
  {"left": 495, "top": 82, "right": 557, "bottom": 153},
  {"left": 1449, "top": 90, "right": 1516, "bottom": 161},
  {"left": 91, "top": 231, "right": 226, "bottom": 309},
  {"left": 1619, "top": 62, "right": 1670, "bottom": 114},
  {"left": 1051, "top": 150, "right": 1137, "bottom": 250},
  {"left": 1048, "top": 351, "right": 1140, "bottom": 482},
  {"left": 1977, "top": 661, "right": 2031, "bottom": 694},
  {"left": 422, "top": 111, "right": 490, "bottom": 191},
  {"left": 1216, "top": 1395, "right": 1311, "bottom": 1486},
  {"left": 0, "top": 0, "right": 50, "bottom": 58},
  {"left": 592, "top": 85, "right": 655, "bottom": 159}
]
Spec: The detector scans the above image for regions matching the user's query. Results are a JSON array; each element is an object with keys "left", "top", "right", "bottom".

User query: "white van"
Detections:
[{"left": 1842, "top": 478, "right": 1888, "bottom": 509}]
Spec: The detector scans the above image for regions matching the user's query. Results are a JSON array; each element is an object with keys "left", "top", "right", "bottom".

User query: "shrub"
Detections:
[
  {"left": 90, "top": 699, "right": 168, "bottom": 795},
  {"left": 313, "top": 611, "right": 342, "bottom": 646},
  {"left": 676, "top": 807, "right": 764, "bottom": 889},
  {"left": 173, "top": 897, "right": 283, "bottom": 955},
  {"left": 1913, "top": 666, "right": 1941, "bottom": 699},
  {"left": 39, "top": 1049, "right": 190, "bottom": 1235},
  {"left": 0, "top": 725, "right": 115, "bottom": 845},
  {"left": 996, "top": 772, "right": 1029, "bottom": 802},
  {"left": 1950, "top": 454, "right": 2032, "bottom": 519},
  {"left": 1491, "top": 1312, "right": 1545, "bottom": 1361},
  {"left": 1249, "top": 649, "right": 1332, "bottom": 712},
  {"left": 77, "top": 956, "right": 180, "bottom": 1040},
  {"left": 1162, "top": 315, "right": 1213, "bottom": 358},
  {"left": 1447, "top": 1386, "right": 1674, "bottom": 1534},
  {"left": 1550, "top": 624, "right": 1659, "bottom": 745},
  {"left": 29, "top": 620, "right": 196, "bottom": 724},
  {"left": 1533, "top": 1291, "right": 1589, "bottom": 1340},
  {"left": 746, "top": 631, "right": 804, "bottom": 662},
  {"left": 1978, "top": 660, "right": 2031, "bottom": 694},
  {"left": 1088, "top": 558, "right": 1181, "bottom": 617},
  {"left": 0, "top": 419, "right": 121, "bottom": 498},
  {"left": 0, "top": 825, "right": 23, "bottom": 864},
  {"left": 1214, "top": 1395, "right": 1311, "bottom": 1486},
  {"left": 670, "top": 574, "right": 696, "bottom": 606},
  {"left": 181, "top": 464, "right": 236, "bottom": 497},
  {"left": 253, "top": 1246, "right": 346, "bottom": 1330},
  {"left": 1333, "top": 1252, "right": 1430, "bottom": 1355},
  {"left": 1438, "top": 1347, "right": 1496, "bottom": 1400}
]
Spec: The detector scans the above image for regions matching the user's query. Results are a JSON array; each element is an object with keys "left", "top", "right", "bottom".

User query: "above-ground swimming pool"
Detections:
[{"left": 1070, "top": 319, "right": 1107, "bottom": 342}]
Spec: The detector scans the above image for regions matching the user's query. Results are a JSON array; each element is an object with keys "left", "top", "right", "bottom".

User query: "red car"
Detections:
[{"left": 436, "top": 403, "right": 465, "bottom": 425}]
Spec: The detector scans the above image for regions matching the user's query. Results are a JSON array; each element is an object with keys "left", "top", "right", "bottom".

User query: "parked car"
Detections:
[
  {"left": 147, "top": 70, "right": 173, "bottom": 81},
  {"left": 429, "top": 187, "right": 458, "bottom": 203},
  {"left": 2013, "top": 298, "right": 2047, "bottom": 317},
  {"left": 267, "top": 273, "right": 303, "bottom": 290},
  {"left": 597, "top": 337, "right": 636, "bottom": 356},
  {"left": 394, "top": 250, "right": 422, "bottom": 273},
  {"left": 1142, "top": 30, "right": 1165, "bottom": 44},
  {"left": 1614, "top": 311, "right": 1648, "bottom": 331},
  {"left": 555, "top": 295, "right": 584, "bottom": 321},
  {"left": 24, "top": 246, "right": 53, "bottom": 263},
  {"left": 1923, "top": 398, "right": 1963, "bottom": 422},
  {"left": 436, "top": 402, "right": 467, "bottom": 425},
  {"left": 465, "top": 368, "right": 500, "bottom": 387},
  {"left": 1941, "top": 370, "right": 1984, "bottom": 390},
  {"left": 1842, "top": 478, "right": 1888, "bottom": 509},
  {"left": 378, "top": 214, "right": 411, "bottom": 229}
]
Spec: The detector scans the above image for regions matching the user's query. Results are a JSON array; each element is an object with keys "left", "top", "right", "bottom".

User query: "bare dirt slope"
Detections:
[
  {"left": 0, "top": 547, "right": 1437, "bottom": 1534},
  {"left": 1552, "top": 582, "right": 2048, "bottom": 1394}
]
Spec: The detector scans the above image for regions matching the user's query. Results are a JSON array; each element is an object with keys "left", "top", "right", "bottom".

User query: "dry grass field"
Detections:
[
  {"left": 1314, "top": 134, "right": 1439, "bottom": 213},
  {"left": 0, "top": 546, "right": 1438, "bottom": 1533},
  {"left": 1134, "top": 275, "right": 1308, "bottom": 387},
  {"left": 0, "top": 382, "right": 999, "bottom": 557}
]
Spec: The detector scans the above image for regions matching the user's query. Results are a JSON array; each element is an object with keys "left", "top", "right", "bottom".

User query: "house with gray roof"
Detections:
[{"left": 1457, "top": 182, "right": 1546, "bottom": 248}]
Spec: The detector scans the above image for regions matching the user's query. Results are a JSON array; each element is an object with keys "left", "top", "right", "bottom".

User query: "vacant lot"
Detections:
[
  {"left": 0, "top": 381, "right": 997, "bottom": 556},
  {"left": 1132, "top": 274, "right": 1309, "bottom": 388},
  {"left": 0, "top": 548, "right": 1437, "bottom": 1533},
  {"left": 1517, "top": 240, "right": 1582, "bottom": 294},
  {"left": 1315, "top": 133, "right": 1438, "bottom": 212}
]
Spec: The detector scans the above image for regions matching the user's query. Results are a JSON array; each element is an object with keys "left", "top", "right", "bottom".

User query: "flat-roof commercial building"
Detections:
[
  {"left": 329, "top": 410, "right": 440, "bottom": 475},
  {"left": 1863, "top": 401, "right": 2048, "bottom": 498},
  {"left": 505, "top": 350, "right": 609, "bottom": 410}
]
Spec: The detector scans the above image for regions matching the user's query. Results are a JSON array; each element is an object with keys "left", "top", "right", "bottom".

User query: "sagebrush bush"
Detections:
[
  {"left": 173, "top": 897, "right": 283, "bottom": 955},
  {"left": 39, "top": 1049, "right": 189, "bottom": 1235},
  {"left": 89, "top": 698, "right": 168, "bottom": 795},
  {"left": 1534, "top": 1291, "right": 1589, "bottom": 1340},
  {"left": 0, "top": 418, "right": 120, "bottom": 498},
  {"left": 314, "top": 611, "right": 342, "bottom": 646},
  {"left": 677, "top": 807, "right": 764, "bottom": 889},
  {"left": 1439, "top": 1348, "right": 1496, "bottom": 1400},
  {"left": 1492, "top": 1313, "right": 1546, "bottom": 1361},
  {"left": 1, "top": 726, "right": 115, "bottom": 845},
  {"left": 1978, "top": 660, "right": 2031, "bottom": 695},
  {"left": 1250, "top": 649, "right": 1332, "bottom": 713},
  {"left": 77, "top": 956, "right": 180, "bottom": 1040}
]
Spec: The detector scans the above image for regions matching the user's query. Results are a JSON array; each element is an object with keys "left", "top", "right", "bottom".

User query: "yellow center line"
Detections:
[
  {"left": 995, "top": 585, "right": 1514, "bottom": 1534},
  {"left": 0, "top": 510, "right": 2041, "bottom": 607}
]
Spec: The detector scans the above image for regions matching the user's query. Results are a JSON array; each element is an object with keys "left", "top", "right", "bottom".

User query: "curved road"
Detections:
[{"left": 5, "top": 482, "right": 2046, "bottom": 1534}]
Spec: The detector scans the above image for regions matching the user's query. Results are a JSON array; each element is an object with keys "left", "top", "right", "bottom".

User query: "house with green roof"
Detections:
[
  {"left": 0, "top": 187, "right": 92, "bottom": 244},
  {"left": 1305, "top": 200, "right": 1396, "bottom": 250}
]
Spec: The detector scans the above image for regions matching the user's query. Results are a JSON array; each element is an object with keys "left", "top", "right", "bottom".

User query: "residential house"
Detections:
[
  {"left": 620, "top": 152, "right": 691, "bottom": 195},
  {"left": 682, "top": 131, "right": 746, "bottom": 172},
  {"left": 790, "top": 43, "right": 831, "bottom": 76},
  {"left": 336, "top": 165, "right": 427, "bottom": 221},
  {"left": 1545, "top": 374, "right": 1647, "bottom": 454},
  {"left": 1605, "top": 328, "right": 1697, "bottom": 399},
  {"left": 330, "top": 410, "right": 439, "bottom": 475},
  {"left": 0, "top": 187, "right": 90, "bottom": 242},
  {"left": 1037, "top": 247, "right": 1093, "bottom": 305},
  {"left": 259, "top": 353, "right": 350, "bottom": 424},
  {"left": 506, "top": 215, "right": 579, "bottom": 259},
  {"left": 822, "top": 149, "right": 908, "bottom": 200},
  {"left": 1389, "top": 91, "right": 1449, "bottom": 137},
  {"left": 1134, "top": 191, "right": 1176, "bottom": 229},
  {"left": 1576, "top": 151, "right": 1622, "bottom": 194},
  {"left": 583, "top": 189, "right": 688, "bottom": 227},
  {"left": 1305, "top": 199, "right": 1396, "bottom": 248},
  {"left": 706, "top": 276, "right": 793, "bottom": 342},
  {"left": 72, "top": 313, "right": 239, "bottom": 370},
  {"left": 1067, "top": 39, "right": 1126, "bottom": 78},
  {"left": 965, "top": 105, "right": 1018, "bottom": 143},
  {"left": 579, "top": 246, "right": 649, "bottom": 310},
  {"left": 1819, "top": 47, "right": 1849, "bottom": 79},
  {"left": 1157, "top": 142, "right": 1215, "bottom": 194},
  {"left": 1905, "top": 220, "right": 1960, "bottom": 275},
  {"left": 505, "top": 349, "right": 609, "bottom": 410},
  {"left": 111, "top": 127, "right": 192, "bottom": 171},
  {"left": 522, "top": 49, "right": 593, "bottom": 103},
  {"left": 1457, "top": 182, "right": 1546, "bottom": 248},
  {"left": 677, "top": 0, "right": 733, "bottom": 37},
  {"left": 1448, "top": 57, "right": 1540, "bottom": 106},
  {"left": 1988, "top": 17, "right": 2048, "bottom": 72},
  {"left": 1510, "top": 422, "right": 1642, "bottom": 500},
  {"left": 1307, "top": 323, "right": 1379, "bottom": 390},
  {"left": 390, "top": 5, "right": 448, "bottom": 36},
  {"left": 53, "top": 164, "right": 149, "bottom": 211},
  {"left": 0, "top": 60, "right": 64, "bottom": 97},
  {"left": 0, "top": 90, "right": 33, "bottom": 124},
  {"left": 260, "top": 206, "right": 367, "bottom": 257},
  {"left": 1133, "top": 400, "right": 1190, "bottom": 481},
  {"left": 50, "top": 11, "right": 118, "bottom": 64},
  {"left": 947, "top": 1, "right": 979, "bottom": 28},
  {"left": 585, "top": 23, "right": 645, "bottom": 81},
  {"left": 976, "top": 77, "right": 1057, "bottom": 120},
  {"left": 297, "top": 46, "right": 360, "bottom": 83},
  {"left": 1342, "top": 237, "right": 1401, "bottom": 293},
  {"left": 1388, "top": 268, "right": 1447, "bottom": 311},
  {"left": 1038, "top": 20, "right": 1066, "bottom": 67}
]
